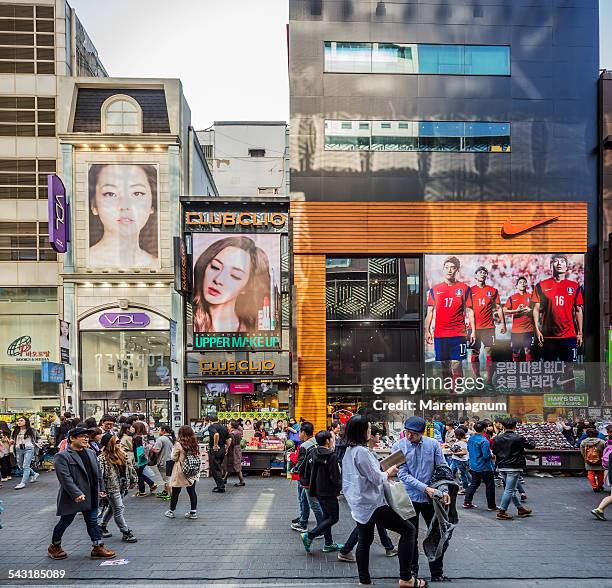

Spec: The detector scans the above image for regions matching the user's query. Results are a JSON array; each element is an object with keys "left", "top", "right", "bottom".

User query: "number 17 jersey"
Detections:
[{"left": 427, "top": 281, "right": 472, "bottom": 338}]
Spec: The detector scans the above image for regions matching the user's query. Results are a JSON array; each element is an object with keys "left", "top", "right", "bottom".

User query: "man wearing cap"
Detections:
[
  {"left": 47, "top": 427, "right": 116, "bottom": 560},
  {"left": 392, "top": 416, "right": 450, "bottom": 583}
]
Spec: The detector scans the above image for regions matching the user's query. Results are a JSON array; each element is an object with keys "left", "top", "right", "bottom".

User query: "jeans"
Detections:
[
  {"left": 499, "top": 471, "right": 521, "bottom": 511},
  {"left": 517, "top": 478, "right": 526, "bottom": 495},
  {"left": 307, "top": 495, "right": 338, "bottom": 545},
  {"left": 408, "top": 501, "right": 444, "bottom": 578},
  {"left": 465, "top": 469, "right": 496, "bottom": 509},
  {"left": 298, "top": 484, "right": 324, "bottom": 527},
  {"left": 451, "top": 459, "right": 471, "bottom": 490},
  {"left": 52, "top": 507, "right": 102, "bottom": 545},
  {"left": 170, "top": 481, "right": 197, "bottom": 511},
  {"left": 342, "top": 522, "right": 394, "bottom": 554},
  {"left": 356, "top": 505, "right": 416, "bottom": 584},
  {"left": 100, "top": 490, "right": 129, "bottom": 533},
  {"left": 210, "top": 448, "right": 226, "bottom": 489},
  {"left": 15, "top": 447, "right": 35, "bottom": 482},
  {"left": 136, "top": 465, "right": 155, "bottom": 493}
]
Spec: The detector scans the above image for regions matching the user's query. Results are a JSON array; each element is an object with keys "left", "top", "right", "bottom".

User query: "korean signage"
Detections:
[
  {"left": 5, "top": 335, "right": 51, "bottom": 363},
  {"left": 41, "top": 361, "right": 65, "bottom": 383},
  {"left": 99, "top": 312, "right": 151, "bottom": 329},
  {"left": 543, "top": 393, "right": 588, "bottom": 408},
  {"left": 47, "top": 174, "right": 69, "bottom": 254},
  {"left": 173, "top": 236, "right": 190, "bottom": 295}
]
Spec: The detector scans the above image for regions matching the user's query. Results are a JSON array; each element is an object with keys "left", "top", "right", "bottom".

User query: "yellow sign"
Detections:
[{"left": 217, "top": 411, "right": 288, "bottom": 421}]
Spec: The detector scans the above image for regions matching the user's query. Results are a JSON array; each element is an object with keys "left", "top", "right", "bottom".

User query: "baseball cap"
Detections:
[
  {"left": 404, "top": 416, "right": 426, "bottom": 433},
  {"left": 68, "top": 427, "right": 89, "bottom": 439}
]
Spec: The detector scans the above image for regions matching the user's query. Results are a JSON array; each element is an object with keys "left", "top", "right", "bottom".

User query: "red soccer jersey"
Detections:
[
  {"left": 471, "top": 285, "right": 500, "bottom": 329},
  {"left": 505, "top": 292, "right": 534, "bottom": 333},
  {"left": 532, "top": 278, "right": 584, "bottom": 338},
  {"left": 427, "top": 281, "right": 472, "bottom": 338}
]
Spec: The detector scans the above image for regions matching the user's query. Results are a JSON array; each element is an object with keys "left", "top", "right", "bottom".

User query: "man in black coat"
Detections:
[{"left": 48, "top": 427, "right": 116, "bottom": 560}]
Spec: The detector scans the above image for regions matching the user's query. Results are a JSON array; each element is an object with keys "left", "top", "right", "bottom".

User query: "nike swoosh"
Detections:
[
  {"left": 502, "top": 217, "right": 559, "bottom": 236},
  {"left": 555, "top": 377, "right": 575, "bottom": 385}
]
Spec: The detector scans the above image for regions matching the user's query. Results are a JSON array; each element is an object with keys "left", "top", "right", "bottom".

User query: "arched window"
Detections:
[{"left": 101, "top": 95, "right": 142, "bottom": 134}]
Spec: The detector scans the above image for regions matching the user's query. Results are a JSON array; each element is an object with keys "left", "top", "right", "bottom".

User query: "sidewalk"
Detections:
[{"left": 0, "top": 471, "right": 610, "bottom": 584}]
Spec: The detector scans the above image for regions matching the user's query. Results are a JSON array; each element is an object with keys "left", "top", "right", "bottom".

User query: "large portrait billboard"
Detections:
[
  {"left": 191, "top": 233, "right": 281, "bottom": 350},
  {"left": 424, "top": 253, "right": 585, "bottom": 394},
  {"left": 87, "top": 163, "right": 160, "bottom": 269}
]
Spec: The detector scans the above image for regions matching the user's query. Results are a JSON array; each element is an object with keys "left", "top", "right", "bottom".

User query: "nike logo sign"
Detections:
[
  {"left": 555, "top": 377, "right": 575, "bottom": 386},
  {"left": 502, "top": 217, "right": 559, "bottom": 237}
]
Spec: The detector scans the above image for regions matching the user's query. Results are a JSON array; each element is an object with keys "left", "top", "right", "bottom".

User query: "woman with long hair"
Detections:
[
  {"left": 342, "top": 415, "right": 425, "bottom": 588},
  {"left": 98, "top": 433, "right": 138, "bottom": 543},
  {"left": 12, "top": 416, "right": 40, "bottom": 489},
  {"left": 223, "top": 420, "right": 245, "bottom": 487},
  {"left": 131, "top": 421, "right": 157, "bottom": 497},
  {"left": 192, "top": 236, "right": 271, "bottom": 333},
  {"left": 88, "top": 163, "right": 159, "bottom": 268},
  {"left": 164, "top": 425, "right": 201, "bottom": 520},
  {"left": 117, "top": 422, "right": 134, "bottom": 464}
]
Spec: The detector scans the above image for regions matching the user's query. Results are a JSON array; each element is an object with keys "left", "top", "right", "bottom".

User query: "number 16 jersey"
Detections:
[{"left": 532, "top": 278, "right": 583, "bottom": 338}]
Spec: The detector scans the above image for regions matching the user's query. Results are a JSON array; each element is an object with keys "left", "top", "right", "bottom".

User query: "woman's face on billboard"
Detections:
[
  {"left": 92, "top": 165, "right": 153, "bottom": 237},
  {"left": 203, "top": 246, "right": 251, "bottom": 305}
]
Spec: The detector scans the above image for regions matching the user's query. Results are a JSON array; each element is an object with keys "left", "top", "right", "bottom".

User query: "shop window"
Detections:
[{"left": 101, "top": 95, "right": 142, "bottom": 134}]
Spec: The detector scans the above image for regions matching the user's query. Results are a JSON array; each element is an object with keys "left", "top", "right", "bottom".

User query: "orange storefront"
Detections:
[{"left": 291, "top": 201, "right": 588, "bottom": 430}]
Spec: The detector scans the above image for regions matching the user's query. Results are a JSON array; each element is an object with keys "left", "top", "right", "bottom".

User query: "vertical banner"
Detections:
[
  {"left": 59, "top": 320, "right": 70, "bottom": 364},
  {"left": 170, "top": 319, "right": 177, "bottom": 363},
  {"left": 48, "top": 174, "right": 69, "bottom": 253},
  {"left": 173, "top": 236, "right": 190, "bottom": 295}
]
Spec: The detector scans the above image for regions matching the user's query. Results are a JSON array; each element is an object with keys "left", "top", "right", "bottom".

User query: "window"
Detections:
[
  {"left": 0, "top": 5, "right": 54, "bottom": 74},
  {"left": 325, "top": 42, "right": 510, "bottom": 76},
  {"left": 248, "top": 148, "right": 266, "bottom": 157},
  {"left": 0, "top": 96, "right": 55, "bottom": 137},
  {"left": 0, "top": 221, "right": 56, "bottom": 261},
  {"left": 0, "top": 158, "right": 55, "bottom": 199},
  {"left": 101, "top": 95, "right": 142, "bottom": 134},
  {"left": 326, "top": 120, "right": 511, "bottom": 153},
  {"left": 257, "top": 187, "right": 279, "bottom": 195}
]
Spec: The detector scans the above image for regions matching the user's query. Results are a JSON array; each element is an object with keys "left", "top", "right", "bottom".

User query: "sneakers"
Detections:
[
  {"left": 149, "top": 484, "right": 158, "bottom": 493},
  {"left": 291, "top": 522, "right": 307, "bottom": 532},
  {"left": 133, "top": 491, "right": 148, "bottom": 497},
  {"left": 14, "top": 482, "right": 26, "bottom": 489},
  {"left": 496, "top": 510, "right": 513, "bottom": 520},
  {"left": 90, "top": 544, "right": 116, "bottom": 559},
  {"left": 47, "top": 544, "right": 67, "bottom": 560},
  {"left": 122, "top": 530, "right": 138, "bottom": 543},
  {"left": 462, "top": 503, "right": 477, "bottom": 509},
  {"left": 291, "top": 516, "right": 301, "bottom": 524},
  {"left": 322, "top": 542, "right": 343, "bottom": 553},
  {"left": 337, "top": 551, "right": 356, "bottom": 562},
  {"left": 591, "top": 508, "right": 607, "bottom": 521},
  {"left": 385, "top": 547, "right": 398, "bottom": 557},
  {"left": 457, "top": 489, "right": 465, "bottom": 495},
  {"left": 30, "top": 472, "right": 40, "bottom": 483},
  {"left": 517, "top": 506, "right": 533, "bottom": 518},
  {"left": 520, "top": 493, "right": 528, "bottom": 502},
  {"left": 212, "top": 487, "right": 226, "bottom": 493},
  {"left": 300, "top": 532, "right": 313, "bottom": 553},
  {"left": 164, "top": 510, "right": 176, "bottom": 518},
  {"left": 184, "top": 511, "right": 198, "bottom": 520},
  {"left": 100, "top": 525, "right": 112, "bottom": 538}
]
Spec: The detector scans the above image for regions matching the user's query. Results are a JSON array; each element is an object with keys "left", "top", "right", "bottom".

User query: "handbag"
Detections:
[
  {"left": 148, "top": 450, "right": 160, "bottom": 467},
  {"left": 384, "top": 479, "right": 416, "bottom": 520}
]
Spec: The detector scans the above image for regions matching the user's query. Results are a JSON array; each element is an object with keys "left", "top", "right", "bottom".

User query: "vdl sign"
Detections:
[
  {"left": 99, "top": 312, "right": 151, "bottom": 329},
  {"left": 47, "top": 174, "right": 69, "bottom": 254}
]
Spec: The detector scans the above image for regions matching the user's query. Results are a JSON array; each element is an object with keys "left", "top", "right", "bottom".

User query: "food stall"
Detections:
[{"left": 517, "top": 423, "right": 584, "bottom": 471}]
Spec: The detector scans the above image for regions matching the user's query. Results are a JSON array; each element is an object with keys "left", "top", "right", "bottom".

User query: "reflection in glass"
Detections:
[
  {"left": 324, "top": 120, "right": 370, "bottom": 151},
  {"left": 324, "top": 41, "right": 371, "bottom": 73}
]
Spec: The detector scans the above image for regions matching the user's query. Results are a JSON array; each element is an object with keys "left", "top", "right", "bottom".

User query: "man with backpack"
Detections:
[
  {"left": 591, "top": 425, "right": 612, "bottom": 520},
  {"left": 290, "top": 422, "right": 325, "bottom": 534},
  {"left": 580, "top": 428, "right": 606, "bottom": 492}
]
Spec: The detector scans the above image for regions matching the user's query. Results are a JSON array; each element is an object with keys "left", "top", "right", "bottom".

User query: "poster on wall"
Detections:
[
  {"left": 59, "top": 320, "right": 70, "bottom": 364},
  {"left": 87, "top": 163, "right": 160, "bottom": 269},
  {"left": 191, "top": 232, "right": 281, "bottom": 350},
  {"left": 147, "top": 355, "right": 171, "bottom": 387},
  {"left": 424, "top": 253, "right": 585, "bottom": 394}
]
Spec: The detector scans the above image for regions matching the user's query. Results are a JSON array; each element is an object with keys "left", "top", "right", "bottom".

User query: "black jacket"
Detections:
[
  {"left": 492, "top": 431, "right": 536, "bottom": 470},
  {"left": 306, "top": 446, "right": 341, "bottom": 498}
]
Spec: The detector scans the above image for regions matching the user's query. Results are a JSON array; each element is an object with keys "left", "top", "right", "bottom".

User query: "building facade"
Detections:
[
  {"left": 57, "top": 76, "right": 216, "bottom": 427},
  {"left": 0, "top": 0, "right": 106, "bottom": 421},
  {"left": 289, "top": 0, "right": 600, "bottom": 429}
]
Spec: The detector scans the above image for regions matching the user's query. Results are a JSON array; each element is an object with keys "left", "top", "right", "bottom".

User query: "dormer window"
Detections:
[{"left": 101, "top": 95, "right": 142, "bottom": 134}]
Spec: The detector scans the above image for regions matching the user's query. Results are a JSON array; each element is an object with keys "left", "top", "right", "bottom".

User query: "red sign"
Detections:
[{"left": 230, "top": 382, "right": 254, "bottom": 394}]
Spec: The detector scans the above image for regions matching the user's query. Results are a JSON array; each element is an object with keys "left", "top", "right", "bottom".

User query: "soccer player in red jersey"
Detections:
[
  {"left": 504, "top": 276, "right": 535, "bottom": 362},
  {"left": 532, "top": 254, "right": 584, "bottom": 362},
  {"left": 425, "top": 256, "right": 475, "bottom": 391},
  {"left": 469, "top": 266, "right": 506, "bottom": 382}
]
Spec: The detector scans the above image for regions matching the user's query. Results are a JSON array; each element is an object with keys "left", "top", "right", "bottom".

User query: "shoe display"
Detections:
[
  {"left": 337, "top": 552, "right": 356, "bottom": 562},
  {"left": 122, "top": 530, "right": 138, "bottom": 543},
  {"left": 47, "top": 544, "right": 67, "bottom": 560},
  {"left": 90, "top": 544, "right": 116, "bottom": 559}
]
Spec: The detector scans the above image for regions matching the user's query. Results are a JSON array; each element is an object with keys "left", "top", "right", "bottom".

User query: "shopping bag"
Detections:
[{"left": 384, "top": 479, "right": 416, "bottom": 520}]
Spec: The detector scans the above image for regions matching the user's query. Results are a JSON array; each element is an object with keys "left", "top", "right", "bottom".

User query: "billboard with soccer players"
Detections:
[{"left": 423, "top": 253, "right": 585, "bottom": 393}]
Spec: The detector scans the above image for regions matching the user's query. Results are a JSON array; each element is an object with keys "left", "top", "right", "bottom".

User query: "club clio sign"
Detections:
[
  {"left": 185, "top": 211, "right": 288, "bottom": 230},
  {"left": 99, "top": 312, "right": 151, "bottom": 329},
  {"left": 47, "top": 174, "right": 69, "bottom": 254}
]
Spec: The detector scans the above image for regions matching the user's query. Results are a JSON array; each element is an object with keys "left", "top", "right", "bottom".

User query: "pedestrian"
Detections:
[
  {"left": 393, "top": 416, "right": 451, "bottom": 583},
  {"left": 576, "top": 421, "right": 606, "bottom": 447},
  {"left": 97, "top": 433, "right": 138, "bottom": 543},
  {"left": 12, "top": 416, "right": 40, "bottom": 489},
  {"left": 342, "top": 416, "right": 425, "bottom": 587},
  {"left": 253, "top": 420, "right": 267, "bottom": 441},
  {"left": 299, "top": 430, "right": 343, "bottom": 553},
  {"left": 0, "top": 421, "right": 12, "bottom": 482},
  {"left": 491, "top": 418, "right": 534, "bottom": 520},
  {"left": 99, "top": 415, "right": 117, "bottom": 434},
  {"left": 463, "top": 421, "right": 497, "bottom": 511},
  {"left": 131, "top": 421, "right": 157, "bottom": 497},
  {"left": 47, "top": 427, "right": 116, "bottom": 560},
  {"left": 223, "top": 420, "right": 245, "bottom": 487},
  {"left": 83, "top": 417, "right": 97, "bottom": 430},
  {"left": 118, "top": 423, "right": 134, "bottom": 464},
  {"left": 591, "top": 429, "right": 612, "bottom": 520},
  {"left": 449, "top": 428, "right": 470, "bottom": 495},
  {"left": 150, "top": 425, "right": 175, "bottom": 498},
  {"left": 328, "top": 420, "right": 341, "bottom": 451},
  {"left": 338, "top": 425, "right": 397, "bottom": 562},
  {"left": 290, "top": 421, "right": 325, "bottom": 533},
  {"left": 580, "top": 428, "right": 606, "bottom": 492},
  {"left": 207, "top": 415, "right": 230, "bottom": 493},
  {"left": 164, "top": 425, "right": 201, "bottom": 520},
  {"left": 87, "top": 427, "right": 103, "bottom": 456},
  {"left": 54, "top": 413, "right": 72, "bottom": 447}
]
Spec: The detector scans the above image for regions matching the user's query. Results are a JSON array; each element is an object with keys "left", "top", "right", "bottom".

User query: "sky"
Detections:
[{"left": 70, "top": 0, "right": 610, "bottom": 130}]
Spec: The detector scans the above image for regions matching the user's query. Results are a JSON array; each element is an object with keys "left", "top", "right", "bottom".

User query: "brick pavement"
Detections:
[{"left": 0, "top": 470, "right": 611, "bottom": 585}]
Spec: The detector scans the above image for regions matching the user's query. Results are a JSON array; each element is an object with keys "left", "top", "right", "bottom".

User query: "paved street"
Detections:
[{"left": 0, "top": 470, "right": 611, "bottom": 586}]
